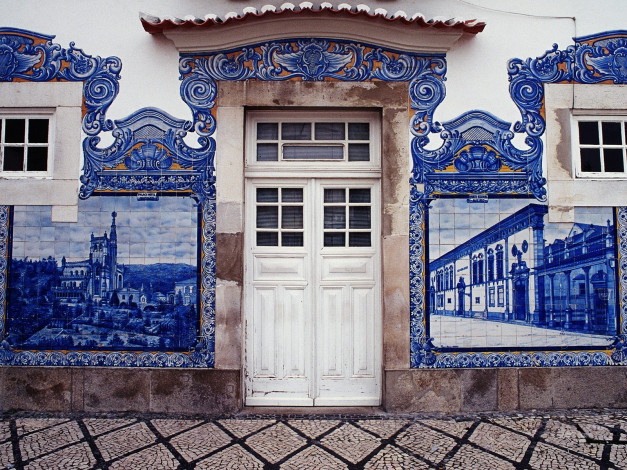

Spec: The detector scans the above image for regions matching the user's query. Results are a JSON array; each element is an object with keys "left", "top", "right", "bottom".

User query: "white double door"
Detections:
[{"left": 245, "top": 178, "right": 381, "bottom": 406}]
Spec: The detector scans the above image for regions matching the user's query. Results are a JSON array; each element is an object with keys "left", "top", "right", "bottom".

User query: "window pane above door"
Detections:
[{"left": 251, "top": 113, "right": 376, "bottom": 164}]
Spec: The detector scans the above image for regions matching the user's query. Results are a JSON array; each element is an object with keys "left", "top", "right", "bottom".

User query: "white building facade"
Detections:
[{"left": 0, "top": 0, "right": 626, "bottom": 413}]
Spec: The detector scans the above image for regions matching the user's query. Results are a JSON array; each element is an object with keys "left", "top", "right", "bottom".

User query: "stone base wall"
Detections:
[
  {"left": 3, "top": 366, "right": 625, "bottom": 414},
  {"left": 385, "top": 367, "right": 627, "bottom": 412},
  {"left": 0, "top": 367, "right": 240, "bottom": 414}
]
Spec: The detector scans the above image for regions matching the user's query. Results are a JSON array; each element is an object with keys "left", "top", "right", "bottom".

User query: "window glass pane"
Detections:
[
  {"left": 349, "top": 233, "right": 371, "bottom": 247},
  {"left": 348, "top": 143, "right": 369, "bottom": 161},
  {"left": 324, "top": 207, "right": 345, "bottom": 229},
  {"left": 257, "top": 143, "right": 278, "bottom": 161},
  {"left": 282, "top": 122, "right": 311, "bottom": 140},
  {"left": 3, "top": 147, "right": 24, "bottom": 170},
  {"left": 578, "top": 121, "right": 599, "bottom": 145},
  {"left": 324, "top": 188, "right": 345, "bottom": 203},
  {"left": 580, "top": 148, "right": 601, "bottom": 172},
  {"left": 349, "top": 207, "right": 371, "bottom": 229},
  {"left": 602, "top": 121, "right": 622, "bottom": 145},
  {"left": 28, "top": 119, "right": 49, "bottom": 143},
  {"left": 257, "top": 188, "right": 278, "bottom": 202},
  {"left": 282, "top": 206, "right": 303, "bottom": 229},
  {"left": 324, "top": 232, "right": 345, "bottom": 247},
  {"left": 349, "top": 188, "right": 371, "bottom": 203},
  {"left": 315, "top": 122, "right": 345, "bottom": 140},
  {"left": 348, "top": 122, "right": 369, "bottom": 140},
  {"left": 283, "top": 145, "right": 343, "bottom": 160},
  {"left": 281, "top": 188, "right": 303, "bottom": 202},
  {"left": 282, "top": 232, "right": 303, "bottom": 247},
  {"left": 604, "top": 148, "right": 625, "bottom": 172},
  {"left": 5, "top": 119, "right": 25, "bottom": 143},
  {"left": 257, "top": 122, "right": 278, "bottom": 140},
  {"left": 257, "top": 232, "right": 278, "bottom": 246},
  {"left": 257, "top": 206, "right": 278, "bottom": 228},
  {"left": 26, "top": 147, "right": 47, "bottom": 171}
]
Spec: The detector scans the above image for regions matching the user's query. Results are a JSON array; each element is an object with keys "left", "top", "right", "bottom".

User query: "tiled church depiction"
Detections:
[
  {"left": 7, "top": 196, "right": 199, "bottom": 352},
  {"left": 0, "top": 1, "right": 626, "bottom": 413}
]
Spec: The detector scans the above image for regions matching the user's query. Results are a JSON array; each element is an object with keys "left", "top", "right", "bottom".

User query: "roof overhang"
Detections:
[{"left": 141, "top": 3, "right": 485, "bottom": 54}]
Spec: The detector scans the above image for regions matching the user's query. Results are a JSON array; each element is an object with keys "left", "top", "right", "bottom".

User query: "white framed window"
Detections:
[
  {"left": 322, "top": 185, "right": 372, "bottom": 247},
  {"left": 255, "top": 185, "right": 305, "bottom": 247},
  {"left": 573, "top": 116, "right": 627, "bottom": 176},
  {"left": 0, "top": 82, "right": 82, "bottom": 216},
  {"left": 246, "top": 110, "right": 381, "bottom": 174},
  {"left": 1, "top": 112, "right": 53, "bottom": 176}
]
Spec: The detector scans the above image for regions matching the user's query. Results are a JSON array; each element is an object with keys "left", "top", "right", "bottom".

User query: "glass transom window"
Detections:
[
  {"left": 1, "top": 116, "right": 51, "bottom": 174},
  {"left": 575, "top": 117, "right": 627, "bottom": 176},
  {"left": 253, "top": 116, "right": 373, "bottom": 163}
]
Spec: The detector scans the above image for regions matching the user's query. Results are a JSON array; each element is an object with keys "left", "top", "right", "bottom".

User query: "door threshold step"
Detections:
[{"left": 237, "top": 406, "right": 386, "bottom": 417}]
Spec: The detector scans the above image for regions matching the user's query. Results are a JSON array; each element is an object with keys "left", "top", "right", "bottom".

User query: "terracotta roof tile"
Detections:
[{"left": 140, "top": 2, "right": 485, "bottom": 35}]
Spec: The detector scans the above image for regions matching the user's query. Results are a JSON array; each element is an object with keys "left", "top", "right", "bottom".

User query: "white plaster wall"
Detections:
[{"left": 1, "top": 0, "right": 625, "bottom": 128}]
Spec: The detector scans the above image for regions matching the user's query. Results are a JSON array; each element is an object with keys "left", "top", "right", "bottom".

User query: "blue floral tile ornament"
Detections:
[
  {"left": 0, "top": 28, "right": 121, "bottom": 136},
  {"left": 0, "top": 206, "right": 8, "bottom": 349},
  {"left": 80, "top": 108, "right": 215, "bottom": 202}
]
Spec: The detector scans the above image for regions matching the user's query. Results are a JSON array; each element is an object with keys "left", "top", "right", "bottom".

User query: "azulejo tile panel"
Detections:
[
  {"left": 0, "top": 28, "right": 215, "bottom": 367},
  {"left": 426, "top": 198, "right": 619, "bottom": 353},
  {"left": 1, "top": 196, "right": 214, "bottom": 367},
  {"left": 410, "top": 32, "right": 627, "bottom": 367}
]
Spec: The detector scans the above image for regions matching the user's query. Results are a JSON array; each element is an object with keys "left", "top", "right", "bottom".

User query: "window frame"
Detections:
[
  {"left": 246, "top": 110, "right": 381, "bottom": 174},
  {"left": 572, "top": 114, "right": 627, "bottom": 178},
  {"left": 0, "top": 81, "right": 83, "bottom": 214},
  {"left": 0, "top": 110, "right": 55, "bottom": 177}
]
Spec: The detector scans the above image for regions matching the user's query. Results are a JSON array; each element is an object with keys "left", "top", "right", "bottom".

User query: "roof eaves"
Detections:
[{"left": 139, "top": 3, "right": 486, "bottom": 35}]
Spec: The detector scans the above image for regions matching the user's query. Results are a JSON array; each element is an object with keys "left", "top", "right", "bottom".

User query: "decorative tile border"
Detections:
[
  {"left": 0, "top": 28, "right": 215, "bottom": 367},
  {"left": 410, "top": 31, "right": 627, "bottom": 367}
]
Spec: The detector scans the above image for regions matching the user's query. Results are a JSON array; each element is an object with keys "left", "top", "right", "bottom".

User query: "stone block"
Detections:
[
  {"left": 150, "top": 369, "right": 240, "bottom": 414},
  {"left": 216, "top": 232, "right": 243, "bottom": 284},
  {"left": 497, "top": 368, "right": 519, "bottom": 411},
  {"left": 519, "top": 368, "right": 554, "bottom": 410},
  {"left": 385, "top": 369, "right": 462, "bottom": 413},
  {"left": 460, "top": 369, "right": 497, "bottom": 412},
  {"left": 51, "top": 205, "right": 79, "bottom": 223},
  {"left": 382, "top": 236, "right": 410, "bottom": 370},
  {"left": 83, "top": 368, "right": 150, "bottom": 412},
  {"left": 71, "top": 368, "right": 85, "bottom": 412},
  {"left": 0, "top": 367, "right": 4, "bottom": 411},
  {"left": 215, "top": 283, "right": 242, "bottom": 369},
  {"left": 552, "top": 367, "right": 627, "bottom": 409},
  {"left": 3, "top": 367, "right": 72, "bottom": 412}
]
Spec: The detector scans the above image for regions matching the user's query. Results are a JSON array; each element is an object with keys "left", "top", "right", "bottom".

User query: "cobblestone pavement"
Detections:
[{"left": 1, "top": 409, "right": 626, "bottom": 469}]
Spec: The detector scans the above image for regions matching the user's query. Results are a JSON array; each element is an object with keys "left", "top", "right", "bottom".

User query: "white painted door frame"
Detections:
[{"left": 244, "top": 177, "right": 382, "bottom": 406}]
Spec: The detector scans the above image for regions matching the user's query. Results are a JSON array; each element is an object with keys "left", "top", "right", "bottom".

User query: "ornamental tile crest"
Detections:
[
  {"left": 0, "top": 27, "right": 121, "bottom": 136},
  {"left": 179, "top": 38, "right": 446, "bottom": 139},
  {"left": 81, "top": 107, "right": 215, "bottom": 202}
]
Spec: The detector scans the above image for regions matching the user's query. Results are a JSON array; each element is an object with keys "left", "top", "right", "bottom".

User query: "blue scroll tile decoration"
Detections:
[
  {"left": 0, "top": 28, "right": 214, "bottom": 367},
  {"left": 411, "top": 31, "right": 627, "bottom": 368}
]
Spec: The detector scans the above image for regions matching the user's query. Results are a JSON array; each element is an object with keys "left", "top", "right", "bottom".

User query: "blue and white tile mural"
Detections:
[
  {"left": 6, "top": 196, "right": 200, "bottom": 352},
  {"left": 427, "top": 198, "right": 617, "bottom": 350}
]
